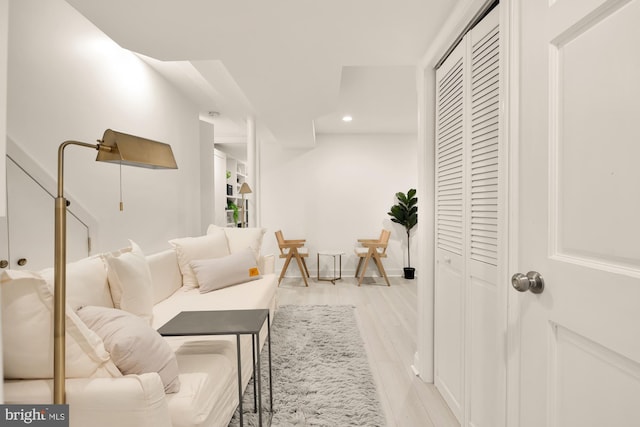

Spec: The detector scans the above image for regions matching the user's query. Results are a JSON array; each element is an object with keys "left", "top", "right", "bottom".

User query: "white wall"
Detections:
[
  {"left": 0, "top": 0, "right": 6, "bottom": 403},
  {"left": 0, "top": 0, "right": 7, "bottom": 218},
  {"left": 260, "top": 133, "right": 418, "bottom": 277},
  {"left": 7, "top": 0, "right": 201, "bottom": 254},
  {"left": 199, "top": 120, "right": 215, "bottom": 234}
]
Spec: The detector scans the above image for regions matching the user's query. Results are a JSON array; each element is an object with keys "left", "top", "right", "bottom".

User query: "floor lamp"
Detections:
[
  {"left": 238, "top": 182, "right": 252, "bottom": 228},
  {"left": 54, "top": 129, "right": 177, "bottom": 404}
]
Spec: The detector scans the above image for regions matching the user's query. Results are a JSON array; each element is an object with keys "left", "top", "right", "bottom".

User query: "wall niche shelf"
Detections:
[{"left": 214, "top": 148, "right": 249, "bottom": 228}]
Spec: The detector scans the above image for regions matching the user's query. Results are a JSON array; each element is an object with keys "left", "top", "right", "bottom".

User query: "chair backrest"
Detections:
[
  {"left": 379, "top": 229, "right": 391, "bottom": 254},
  {"left": 274, "top": 230, "right": 286, "bottom": 254}
]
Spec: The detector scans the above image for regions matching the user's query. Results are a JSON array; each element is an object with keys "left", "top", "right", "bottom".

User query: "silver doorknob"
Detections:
[
  {"left": 17, "top": 258, "right": 27, "bottom": 266},
  {"left": 511, "top": 271, "right": 544, "bottom": 294}
]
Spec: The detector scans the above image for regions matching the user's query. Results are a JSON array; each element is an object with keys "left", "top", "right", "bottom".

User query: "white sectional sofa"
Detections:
[{"left": 2, "top": 226, "right": 277, "bottom": 427}]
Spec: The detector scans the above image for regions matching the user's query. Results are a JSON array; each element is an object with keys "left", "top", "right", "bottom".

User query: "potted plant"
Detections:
[
  {"left": 387, "top": 188, "right": 418, "bottom": 279},
  {"left": 227, "top": 201, "right": 239, "bottom": 224}
]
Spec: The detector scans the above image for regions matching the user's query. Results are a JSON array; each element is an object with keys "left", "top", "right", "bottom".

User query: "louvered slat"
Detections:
[
  {"left": 470, "top": 25, "right": 500, "bottom": 266},
  {"left": 436, "top": 57, "right": 464, "bottom": 256}
]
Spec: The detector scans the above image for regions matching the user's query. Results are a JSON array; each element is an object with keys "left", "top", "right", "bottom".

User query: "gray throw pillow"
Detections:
[{"left": 191, "top": 248, "right": 262, "bottom": 293}]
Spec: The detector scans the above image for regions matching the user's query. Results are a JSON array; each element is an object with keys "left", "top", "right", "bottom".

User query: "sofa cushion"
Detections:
[
  {"left": 102, "top": 240, "right": 154, "bottom": 324},
  {"left": 151, "top": 274, "right": 277, "bottom": 331},
  {"left": 207, "top": 225, "right": 266, "bottom": 260},
  {"left": 191, "top": 248, "right": 262, "bottom": 294},
  {"left": 147, "top": 249, "right": 183, "bottom": 304},
  {"left": 169, "top": 229, "right": 230, "bottom": 290},
  {"left": 1, "top": 270, "right": 121, "bottom": 379},
  {"left": 40, "top": 255, "right": 113, "bottom": 311},
  {"left": 77, "top": 306, "right": 180, "bottom": 394},
  {"left": 166, "top": 348, "right": 237, "bottom": 427},
  {"left": 4, "top": 374, "right": 172, "bottom": 427}
]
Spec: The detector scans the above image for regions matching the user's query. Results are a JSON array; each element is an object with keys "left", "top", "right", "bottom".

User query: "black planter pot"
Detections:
[{"left": 403, "top": 267, "right": 415, "bottom": 280}]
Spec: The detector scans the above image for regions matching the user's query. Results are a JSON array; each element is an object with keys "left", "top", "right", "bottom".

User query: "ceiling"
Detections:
[{"left": 66, "top": 0, "right": 459, "bottom": 147}]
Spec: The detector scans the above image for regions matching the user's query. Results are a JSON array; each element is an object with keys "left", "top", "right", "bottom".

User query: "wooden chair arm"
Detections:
[
  {"left": 283, "top": 239, "right": 306, "bottom": 244},
  {"left": 361, "top": 242, "right": 385, "bottom": 248},
  {"left": 358, "top": 239, "right": 379, "bottom": 243},
  {"left": 279, "top": 242, "right": 305, "bottom": 248}
]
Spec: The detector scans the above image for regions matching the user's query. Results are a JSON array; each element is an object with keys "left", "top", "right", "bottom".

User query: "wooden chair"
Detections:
[
  {"left": 275, "top": 230, "right": 310, "bottom": 286},
  {"left": 354, "top": 229, "right": 391, "bottom": 286}
]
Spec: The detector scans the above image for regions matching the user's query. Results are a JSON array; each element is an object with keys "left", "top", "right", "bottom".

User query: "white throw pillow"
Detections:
[
  {"left": 191, "top": 248, "right": 262, "bottom": 293},
  {"left": 40, "top": 255, "right": 113, "bottom": 311},
  {"left": 169, "top": 229, "right": 230, "bottom": 289},
  {"left": 102, "top": 240, "right": 154, "bottom": 324},
  {"left": 206, "top": 224, "right": 266, "bottom": 260},
  {"left": 77, "top": 306, "right": 180, "bottom": 394},
  {"left": 1, "top": 270, "right": 121, "bottom": 379}
]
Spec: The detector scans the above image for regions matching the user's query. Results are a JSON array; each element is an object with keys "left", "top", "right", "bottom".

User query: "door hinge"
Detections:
[{"left": 87, "top": 236, "right": 92, "bottom": 254}]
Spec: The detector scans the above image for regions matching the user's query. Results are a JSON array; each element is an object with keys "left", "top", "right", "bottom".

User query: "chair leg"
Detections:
[
  {"left": 354, "top": 257, "right": 364, "bottom": 277},
  {"left": 301, "top": 257, "right": 311, "bottom": 278},
  {"left": 357, "top": 250, "right": 372, "bottom": 287},
  {"left": 372, "top": 256, "right": 381, "bottom": 273},
  {"left": 278, "top": 253, "right": 293, "bottom": 286},
  {"left": 372, "top": 256, "right": 387, "bottom": 280},
  {"left": 372, "top": 252, "right": 391, "bottom": 286},
  {"left": 292, "top": 250, "right": 309, "bottom": 287}
]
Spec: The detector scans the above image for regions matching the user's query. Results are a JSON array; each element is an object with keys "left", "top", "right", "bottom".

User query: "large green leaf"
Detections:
[{"left": 387, "top": 189, "right": 418, "bottom": 231}]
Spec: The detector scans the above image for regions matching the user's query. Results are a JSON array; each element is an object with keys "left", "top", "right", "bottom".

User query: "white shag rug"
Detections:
[{"left": 228, "top": 305, "right": 386, "bottom": 427}]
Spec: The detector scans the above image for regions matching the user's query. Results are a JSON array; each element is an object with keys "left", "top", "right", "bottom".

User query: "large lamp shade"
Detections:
[{"left": 96, "top": 129, "right": 177, "bottom": 169}]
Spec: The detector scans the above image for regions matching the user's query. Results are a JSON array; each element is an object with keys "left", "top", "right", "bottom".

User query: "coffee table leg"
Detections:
[
  {"left": 268, "top": 312, "right": 273, "bottom": 413},
  {"left": 333, "top": 255, "right": 337, "bottom": 284},
  {"left": 252, "top": 337, "right": 257, "bottom": 412},
  {"left": 236, "top": 334, "right": 243, "bottom": 427},
  {"left": 256, "top": 332, "right": 263, "bottom": 427}
]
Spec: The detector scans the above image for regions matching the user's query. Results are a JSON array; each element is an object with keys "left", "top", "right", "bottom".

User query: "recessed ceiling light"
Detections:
[{"left": 342, "top": 115, "right": 353, "bottom": 122}]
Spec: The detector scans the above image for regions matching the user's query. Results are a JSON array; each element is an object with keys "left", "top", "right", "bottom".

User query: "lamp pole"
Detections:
[
  {"left": 238, "top": 182, "right": 252, "bottom": 228},
  {"left": 54, "top": 141, "right": 111, "bottom": 404}
]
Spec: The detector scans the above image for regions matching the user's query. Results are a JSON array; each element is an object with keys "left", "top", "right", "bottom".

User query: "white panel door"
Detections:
[
  {"left": 515, "top": 1, "right": 640, "bottom": 426},
  {"left": 6, "top": 157, "right": 89, "bottom": 270}
]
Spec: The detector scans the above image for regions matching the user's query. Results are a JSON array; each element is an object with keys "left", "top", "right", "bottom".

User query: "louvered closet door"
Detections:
[
  {"left": 434, "top": 5, "right": 504, "bottom": 427},
  {"left": 434, "top": 39, "right": 466, "bottom": 422},
  {"left": 465, "top": 8, "right": 503, "bottom": 427}
]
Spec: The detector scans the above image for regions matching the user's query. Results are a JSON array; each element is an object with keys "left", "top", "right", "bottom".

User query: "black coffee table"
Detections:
[{"left": 157, "top": 309, "right": 273, "bottom": 426}]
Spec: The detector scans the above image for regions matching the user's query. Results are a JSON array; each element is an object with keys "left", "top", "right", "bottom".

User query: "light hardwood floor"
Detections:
[{"left": 276, "top": 275, "right": 459, "bottom": 427}]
